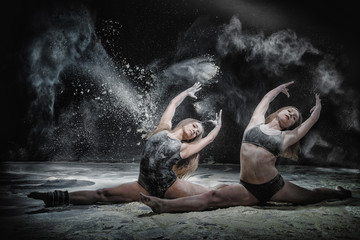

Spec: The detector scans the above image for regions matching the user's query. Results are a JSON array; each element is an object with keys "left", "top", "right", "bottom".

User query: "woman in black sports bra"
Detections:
[
  {"left": 27, "top": 82, "right": 223, "bottom": 207},
  {"left": 140, "top": 81, "right": 351, "bottom": 213}
]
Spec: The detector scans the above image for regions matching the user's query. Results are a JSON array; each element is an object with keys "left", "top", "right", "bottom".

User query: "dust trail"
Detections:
[
  {"left": 312, "top": 56, "right": 359, "bottom": 132},
  {"left": 26, "top": 7, "right": 95, "bottom": 153},
  {"left": 25, "top": 4, "right": 221, "bottom": 160},
  {"left": 25, "top": 5, "right": 143, "bottom": 160},
  {"left": 301, "top": 131, "right": 330, "bottom": 159},
  {"left": 138, "top": 56, "right": 221, "bottom": 135},
  {"left": 314, "top": 56, "right": 344, "bottom": 95},
  {"left": 217, "top": 16, "right": 319, "bottom": 76}
]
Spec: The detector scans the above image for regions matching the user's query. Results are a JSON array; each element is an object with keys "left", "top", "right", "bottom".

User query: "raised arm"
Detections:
[
  {"left": 283, "top": 94, "right": 322, "bottom": 149},
  {"left": 157, "top": 82, "right": 202, "bottom": 129},
  {"left": 246, "top": 81, "right": 294, "bottom": 129},
  {"left": 180, "top": 110, "right": 222, "bottom": 159}
]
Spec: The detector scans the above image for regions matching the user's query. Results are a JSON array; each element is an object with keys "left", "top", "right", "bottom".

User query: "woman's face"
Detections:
[
  {"left": 278, "top": 107, "right": 300, "bottom": 129},
  {"left": 183, "top": 122, "right": 203, "bottom": 141}
]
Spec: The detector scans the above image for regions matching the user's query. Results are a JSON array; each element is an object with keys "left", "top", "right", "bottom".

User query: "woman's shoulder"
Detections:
[
  {"left": 152, "top": 129, "right": 168, "bottom": 137},
  {"left": 146, "top": 129, "right": 169, "bottom": 142},
  {"left": 244, "top": 122, "right": 263, "bottom": 133},
  {"left": 245, "top": 116, "right": 265, "bottom": 130}
]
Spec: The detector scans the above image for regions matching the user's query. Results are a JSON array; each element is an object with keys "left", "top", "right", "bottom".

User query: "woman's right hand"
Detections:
[{"left": 186, "top": 82, "right": 202, "bottom": 99}]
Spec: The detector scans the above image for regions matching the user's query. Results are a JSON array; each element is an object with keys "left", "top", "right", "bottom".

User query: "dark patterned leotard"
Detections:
[{"left": 138, "top": 130, "right": 182, "bottom": 198}]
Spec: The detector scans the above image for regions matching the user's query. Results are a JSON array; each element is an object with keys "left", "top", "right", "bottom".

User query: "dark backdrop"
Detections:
[{"left": 1, "top": 0, "right": 359, "bottom": 168}]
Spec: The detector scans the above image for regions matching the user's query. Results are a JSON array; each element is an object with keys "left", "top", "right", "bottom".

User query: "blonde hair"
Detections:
[
  {"left": 147, "top": 118, "right": 204, "bottom": 179},
  {"left": 265, "top": 106, "right": 303, "bottom": 161}
]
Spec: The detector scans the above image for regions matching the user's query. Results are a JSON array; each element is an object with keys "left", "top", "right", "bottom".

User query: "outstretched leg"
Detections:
[
  {"left": 140, "top": 183, "right": 258, "bottom": 213},
  {"left": 164, "top": 178, "right": 210, "bottom": 199},
  {"left": 164, "top": 178, "right": 233, "bottom": 199},
  {"left": 271, "top": 181, "right": 352, "bottom": 204},
  {"left": 28, "top": 181, "right": 150, "bottom": 206}
]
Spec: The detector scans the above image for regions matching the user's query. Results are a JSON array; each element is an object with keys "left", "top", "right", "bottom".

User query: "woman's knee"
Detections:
[
  {"left": 95, "top": 188, "right": 110, "bottom": 201},
  {"left": 207, "top": 186, "right": 256, "bottom": 206},
  {"left": 204, "top": 189, "right": 223, "bottom": 204}
]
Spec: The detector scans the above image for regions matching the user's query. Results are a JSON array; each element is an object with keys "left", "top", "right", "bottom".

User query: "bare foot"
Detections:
[
  {"left": 336, "top": 186, "right": 352, "bottom": 199},
  {"left": 139, "top": 193, "right": 164, "bottom": 213}
]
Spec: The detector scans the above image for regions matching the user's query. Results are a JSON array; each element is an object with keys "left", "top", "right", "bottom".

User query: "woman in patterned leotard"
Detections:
[{"left": 28, "top": 82, "right": 223, "bottom": 206}]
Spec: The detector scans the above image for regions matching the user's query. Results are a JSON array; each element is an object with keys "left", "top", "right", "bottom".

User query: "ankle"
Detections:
[{"left": 44, "top": 190, "right": 70, "bottom": 207}]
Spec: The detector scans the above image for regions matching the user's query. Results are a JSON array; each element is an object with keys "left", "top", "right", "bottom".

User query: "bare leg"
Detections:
[
  {"left": 164, "top": 178, "right": 210, "bottom": 198},
  {"left": 211, "top": 184, "right": 229, "bottom": 190},
  {"left": 140, "top": 184, "right": 258, "bottom": 213},
  {"left": 271, "top": 181, "right": 352, "bottom": 204},
  {"left": 28, "top": 181, "right": 150, "bottom": 206}
]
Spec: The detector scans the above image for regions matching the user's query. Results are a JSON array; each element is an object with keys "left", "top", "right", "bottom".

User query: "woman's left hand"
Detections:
[
  {"left": 187, "top": 82, "right": 202, "bottom": 99},
  {"left": 310, "top": 93, "right": 322, "bottom": 113},
  {"left": 209, "top": 109, "right": 222, "bottom": 127}
]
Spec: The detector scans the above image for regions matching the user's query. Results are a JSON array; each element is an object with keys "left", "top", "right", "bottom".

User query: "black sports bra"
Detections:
[{"left": 242, "top": 124, "right": 283, "bottom": 156}]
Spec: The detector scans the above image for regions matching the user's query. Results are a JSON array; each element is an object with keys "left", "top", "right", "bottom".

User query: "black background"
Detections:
[{"left": 1, "top": 0, "right": 359, "bottom": 168}]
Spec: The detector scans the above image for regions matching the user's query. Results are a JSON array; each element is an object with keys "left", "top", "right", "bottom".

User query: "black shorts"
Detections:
[{"left": 240, "top": 174, "right": 285, "bottom": 204}]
